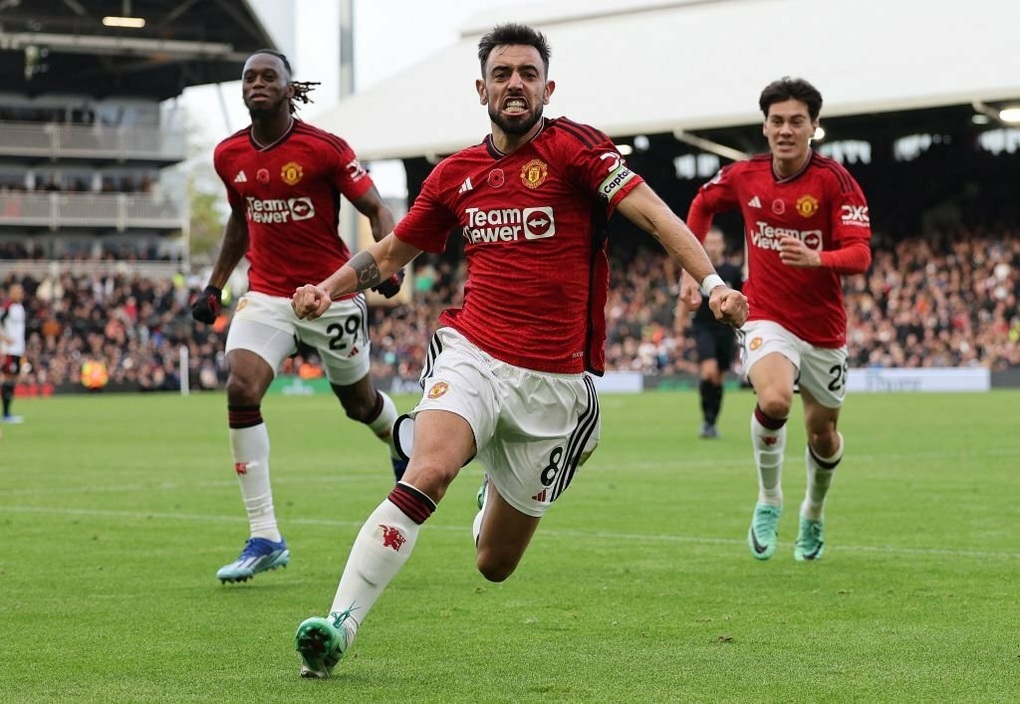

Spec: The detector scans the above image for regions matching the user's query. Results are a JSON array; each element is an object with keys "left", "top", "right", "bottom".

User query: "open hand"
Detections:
[{"left": 779, "top": 236, "right": 821, "bottom": 268}]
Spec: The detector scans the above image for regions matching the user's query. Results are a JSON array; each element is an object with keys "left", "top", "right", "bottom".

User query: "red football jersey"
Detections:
[
  {"left": 687, "top": 152, "right": 872, "bottom": 347},
  {"left": 395, "top": 117, "right": 644, "bottom": 374},
  {"left": 213, "top": 119, "right": 374, "bottom": 297}
]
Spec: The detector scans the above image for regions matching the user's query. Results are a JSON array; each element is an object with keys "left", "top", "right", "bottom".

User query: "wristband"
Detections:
[{"left": 700, "top": 273, "right": 725, "bottom": 297}]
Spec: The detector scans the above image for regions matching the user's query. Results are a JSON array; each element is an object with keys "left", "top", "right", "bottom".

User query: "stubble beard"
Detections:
[
  {"left": 247, "top": 96, "right": 288, "bottom": 122},
  {"left": 489, "top": 103, "right": 543, "bottom": 136}
]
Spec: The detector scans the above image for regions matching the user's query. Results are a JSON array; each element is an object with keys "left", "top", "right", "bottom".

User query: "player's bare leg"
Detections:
[
  {"left": 474, "top": 484, "right": 541, "bottom": 582},
  {"left": 297, "top": 409, "right": 473, "bottom": 676},
  {"left": 331, "top": 375, "right": 405, "bottom": 480},
  {"left": 745, "top": 352, "right": 796, "bottom": 559},
  {"left": 218, "top": 349, "right": 290, "bottom": 583},
  {"left": 796, "top": 389, "right": 843, "bottom": 561}
]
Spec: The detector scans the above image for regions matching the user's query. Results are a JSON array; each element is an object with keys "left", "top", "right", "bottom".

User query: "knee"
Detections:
[
  {"left": 756, "top": 390, "right": 792, "bottom": 420},
  {"left": 476, "top": 551, "right": 517, "bottom": 583},
  {"left": 333, "top": 387, "right": 378, "bottom": 424},
  {"left": 808, "top": 427, "right": 841, "bottom": 457},
  {"left": 225, "top": 374, "right": 261, "bottom": 406},
  {"left": 342, "top": 398, "right": 376, "bottom": 424}
]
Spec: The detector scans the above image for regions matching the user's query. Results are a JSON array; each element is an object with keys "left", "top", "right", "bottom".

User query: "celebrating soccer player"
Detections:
[
  {"left": 683, "top": 77, "right": 873, "bottom": 562},
  {"left": 193, "top": 49, "right": 407, "bottom": 585},
  {"left": 289, "top": 23, "right": 747, "bottom": 678}
]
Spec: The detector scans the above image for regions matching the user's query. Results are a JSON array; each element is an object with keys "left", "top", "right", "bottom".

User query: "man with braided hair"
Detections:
[{"left": 193, "top": 49, "right": 407, "bottom": 585}]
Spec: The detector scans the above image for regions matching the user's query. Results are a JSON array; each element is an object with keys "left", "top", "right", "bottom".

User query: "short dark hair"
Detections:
[
  {"left": 759, "top": 77, "right": 823, "bottom": 121},
  {"left": 247, "top": 49, "right": 320, "bottom": 115},
  {"left": 477, "top": 23, "right": 551, "bottom": 77}
]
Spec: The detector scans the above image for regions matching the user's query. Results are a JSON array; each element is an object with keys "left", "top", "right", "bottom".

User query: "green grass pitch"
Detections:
[{"left": 1, "top": 389, "right": 1018, "bottom": 702}]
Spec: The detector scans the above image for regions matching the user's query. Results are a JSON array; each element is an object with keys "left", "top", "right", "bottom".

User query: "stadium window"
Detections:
[
  {"left": 893, "top": 134, "right": 933, "bottom": 162},
  {"left": 977, "top": 128, "right": 1020, "bottom": 155},
  {"left": 818, "top": 140, "right": 872, "bottom": 165},
  {"left": 673, "top": 153, "right": 721, "bottom": 180}
]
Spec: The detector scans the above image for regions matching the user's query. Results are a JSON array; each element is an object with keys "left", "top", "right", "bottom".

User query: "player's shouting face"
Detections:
[
  {"left": 477, "top": 44, "right": 554, "bottom": 138},
  {"left": 763, "top": 98, "right": 817, "bottom": 170},
  {"left": 241, "top": 53, "right": 294, "bottom": 120}
]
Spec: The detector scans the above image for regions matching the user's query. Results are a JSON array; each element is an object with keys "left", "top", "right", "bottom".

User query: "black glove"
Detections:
[
  {"left": 191, "top": 285, "right": 222, "bottom": 324},
  {"left": 372, "top": 269, "right": 404, "bottom": 299}
]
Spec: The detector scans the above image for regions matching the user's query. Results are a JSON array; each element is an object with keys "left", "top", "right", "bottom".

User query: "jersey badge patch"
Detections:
[
  {"left": 281, "top": 161, "right": 304, "bottom": 186},
  {"left": 427, "top": 381, "right": 449, "bottom": 399},
  {"left": 771, "top": 199, "right": 786, "bottom": 215},
  {"left": 487, "top": 169, "right": 505, "bottom": 188},
  {"left": 796, "top": 194, "right": 819, "bottom": 217},
  {"left": 520, "top": 159, "right": 548, "bottom": 189},
  {"left": 256, "top": 168, "right": 270, "bottom": 185}
]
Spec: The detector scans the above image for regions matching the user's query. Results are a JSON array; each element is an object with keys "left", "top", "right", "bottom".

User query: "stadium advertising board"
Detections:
[{"left": 846, "top": 367, "right": 991, "bottom": 393}]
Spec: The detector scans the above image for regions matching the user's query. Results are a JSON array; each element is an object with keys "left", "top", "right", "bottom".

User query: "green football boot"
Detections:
[
  {"left": 296, "top": 608, "right": 353, "bottom": 679},
  {"left": 747, "top": 503, "right": 781, "bottom": 560},
  {"left": 794, "top": 515, "right": 825, "bottom": 561}
]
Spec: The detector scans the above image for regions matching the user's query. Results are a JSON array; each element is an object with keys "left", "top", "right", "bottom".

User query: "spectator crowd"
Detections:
[{"left": 2, "top": 227, "right": 1017, "bottom": 394}]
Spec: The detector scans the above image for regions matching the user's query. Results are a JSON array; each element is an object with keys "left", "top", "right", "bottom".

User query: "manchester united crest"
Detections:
[
  {"left": 281, "top": 161, "right": 303, "bottom": 186},
  {"left": 749, "top": 337, "right": 763, "bottom": 351},
  {"left": 796, "top": 194, "right": 819, "bottom": 217},
  {"left": 520, "top": 159, "right": 548, "bottom": 189},
  {"left": 427, "top": 381, "right": 449, "bottom": 399}
]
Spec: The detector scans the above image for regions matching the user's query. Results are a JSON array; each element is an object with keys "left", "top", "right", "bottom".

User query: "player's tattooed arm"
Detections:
[{"left": 348, "top": 249, "right": 383, "bottom": 291}]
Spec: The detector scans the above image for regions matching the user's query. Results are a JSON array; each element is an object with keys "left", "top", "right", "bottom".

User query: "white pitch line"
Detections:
[
  {"left": 2, "top": 504, "right": 1017, "bottom": 561},
  {"left": 2, "top": 445, "right": 1017, "bottom": 498}
]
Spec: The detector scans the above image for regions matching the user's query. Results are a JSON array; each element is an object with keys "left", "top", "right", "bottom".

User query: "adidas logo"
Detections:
[
  {"left": 234, "top": 171, "right": 248, "bottom": 183},
  {"left": 458, "top": 177, "right": 473, "bottom": 194},
  {"left": 747, "top": 196, "right": 762, "bottom": 208}
]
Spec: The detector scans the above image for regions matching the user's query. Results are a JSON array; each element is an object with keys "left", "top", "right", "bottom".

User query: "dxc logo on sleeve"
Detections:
[{"left": 841, "top": 205, "right": 870, "bottom": 227}]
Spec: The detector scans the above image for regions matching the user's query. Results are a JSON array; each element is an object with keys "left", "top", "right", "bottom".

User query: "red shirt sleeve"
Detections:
[
  {"left": 822, "top": 162, "right": 872, "bottom": 274},
  {"left": 213, "top": 146, "right": 244, "bottom": 214},
  {"left": 820, "top": 239, "right": 871, "bottom": 274},
  {"left": 686, "top": 192, "right": 715, "bottom": 243},
  {"left": 329, "top": 139, "right": 374, "bottom": 202},
  {"left": 560, "top": 121, "right": 643, "bottom": 209},
  {"left": 393, "top": 159, "right": 458, "bottom": 254},
  {"left": 686, "top": 164, "right": 740, "bottom": 241}
]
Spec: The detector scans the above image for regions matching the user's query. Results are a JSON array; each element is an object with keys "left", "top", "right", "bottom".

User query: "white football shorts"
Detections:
[
  {"left": 738, "top": 319, "right": 848, "bottom": 409},
  {"left": 408, "top": 327, "right": 601, "bottom": 518},
  {"left": 225, "top": 291, "right": 372, "bottom": 385}
]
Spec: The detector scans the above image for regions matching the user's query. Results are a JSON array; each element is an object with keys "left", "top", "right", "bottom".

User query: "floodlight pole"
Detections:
[
  {"left": 340, "top": 0, "right": 354, "bottom": 98},
  {"left": 339, "top": 0, "right": 358, "bottom": 251}
]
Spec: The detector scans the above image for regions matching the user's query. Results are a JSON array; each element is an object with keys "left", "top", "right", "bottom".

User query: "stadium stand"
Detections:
[
  {"left": 2, "top": 1, "right": 1018, "bottom": 396},
  {"left": 0, "top": 1, "right": 275, "bottom": 393},
  {"left": 0, "top": 0, "right": 275, "bottom": 264}
]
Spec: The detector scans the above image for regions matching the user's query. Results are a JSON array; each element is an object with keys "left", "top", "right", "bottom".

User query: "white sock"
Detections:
[
  {"left": 802, "top": 432, "right": 844, "bottom": 520},
  {"left": 329, "top": 482, "right": 434, "bottom": 642},
  {"left": 367, "top": 391, "right": 400, "bottom": 458},
  {"left": 229, "top": 423, "right": 280, "bottom": 542},
  {"left": 751, "top": 409, "right": 787, "bottom": 506}
]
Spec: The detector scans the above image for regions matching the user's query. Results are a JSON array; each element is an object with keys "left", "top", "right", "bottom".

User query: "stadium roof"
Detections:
[
  {"left": 0, "top": 0, "right": 276, "bottom": 100},
  {"left": 314, "top": 0, "right": 1020, "bottom": 162}
]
